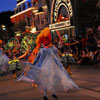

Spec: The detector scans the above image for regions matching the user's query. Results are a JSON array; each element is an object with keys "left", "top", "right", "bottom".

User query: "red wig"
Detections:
[{"left": 28, "top": 27, "right": 52, "bottom": 63}]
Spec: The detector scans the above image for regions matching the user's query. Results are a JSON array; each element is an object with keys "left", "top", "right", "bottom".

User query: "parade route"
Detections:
[{"left": 0, "top": 65, "right": 100, "bottom": 100}]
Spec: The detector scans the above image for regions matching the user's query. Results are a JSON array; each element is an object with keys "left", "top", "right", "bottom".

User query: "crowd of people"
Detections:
[{"left": 66, "top": 28, "right": 100, "bottom": 67}]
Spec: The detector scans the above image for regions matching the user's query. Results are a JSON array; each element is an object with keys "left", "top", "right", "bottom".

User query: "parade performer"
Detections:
[
  {"left": 17, "top": 27, "right": 79, "bottom": 100},
  {"left": 5, "top": 38, "right": 21, "bottom": 79},
  {"left": 8, "top": 57, "right": 21, "bottom": 79},
  {"left": 52, "top": 31, "right": 78, "bottom": 75},
  {"left": 0, "top": 40, "right": 9, "bottom": 76}
]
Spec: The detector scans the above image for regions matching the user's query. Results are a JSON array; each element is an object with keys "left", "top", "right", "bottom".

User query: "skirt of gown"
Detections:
[
  {"left": 17, "top": 46, "right": 78, "bottom": 93},
  {"left": 0, "top": 49, "right": 9, "bottom": 73}
]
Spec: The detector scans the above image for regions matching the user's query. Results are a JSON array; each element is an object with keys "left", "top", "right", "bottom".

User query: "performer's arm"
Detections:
[
  {"left": 65, "top": 41, "right": 79, "bottom": 46},
  {"left": 18, "top": 50, "right": 29, "bottom": 59}
]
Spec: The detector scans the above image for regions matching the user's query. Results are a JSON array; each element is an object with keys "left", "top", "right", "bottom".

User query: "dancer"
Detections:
[
  {"left": 0, "top": 40, "right": 9, "bottom": 76},
  {"left": 17, "top": 27, "right": 79, "bottom": 100},
  {"left": 52, "top": 32, "right": 78, "bottom": 75}
]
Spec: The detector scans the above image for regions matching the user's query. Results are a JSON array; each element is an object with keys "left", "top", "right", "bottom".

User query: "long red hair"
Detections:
[{"left": 28, "top": 27, "right": 52, "bottom": 63}]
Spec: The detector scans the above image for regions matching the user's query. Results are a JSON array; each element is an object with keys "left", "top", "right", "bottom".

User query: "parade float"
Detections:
[
  {"left": 49, "top": 0, "right": 75, "bottom": 42},
  {"left": 5, "top": 30, "right": 37, "bottom": 78}
]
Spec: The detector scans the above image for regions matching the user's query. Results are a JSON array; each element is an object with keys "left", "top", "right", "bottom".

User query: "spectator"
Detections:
[
  {"left": 80, "top": 34, "right": 88, "bottom": 49},
  {"left": 77, "top": 49, "right": 91, "bottom": 65},
  {"left": 87, "top": 34, "right": 97, "bottom": 52}
]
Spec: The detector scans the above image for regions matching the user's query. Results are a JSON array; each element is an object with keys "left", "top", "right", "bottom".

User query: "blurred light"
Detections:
[
  {"left": 17, "top": 0, "right": 27, "bottom": 6},
  {"left": 2, "top": 28, "right": 6, "bottom": 30},
  {"left": 30, "top": 27, "right": 36, "bottom": 33},
  {"left": 32, "top": 10, "right": 38, "bottom": 13},
  {"left": 42, "top": 6, "right": 47, "bottom": 9},
  {"left": 98, "top": 26, "right": 100, "bottom": 31},
  {"left": 35, "top": 7, "right": 44, "bottom": 15},
  {"left": 35, "top": 12, "right": 44, "bottom": 15},
  {"left": 2, "top": 25, "right": 5, "bottom": 28},
  {"left": 11, "top": 7, "right": 37, "bottom": 18},
  {"left": 2, "top": 25, "right": 6, "bottom": 30}
]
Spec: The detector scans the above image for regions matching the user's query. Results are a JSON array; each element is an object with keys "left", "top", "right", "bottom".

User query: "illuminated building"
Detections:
[
  {"left": 10, "top": 0, "right": 49, "bottom": 32},
  {"left": 11, "top": 0, "right": 75, "bottom": 36}
]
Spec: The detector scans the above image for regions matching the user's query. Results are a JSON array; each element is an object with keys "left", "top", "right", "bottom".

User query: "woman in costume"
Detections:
[
  {"left": 0, "top": 40, "right": 9, "bottom": 76},
  {"left": 52, "top": 31, "right": 78, "bottom": 75},
  {"left": 17, "top": 27, "right": 79, "bottom": 100}
]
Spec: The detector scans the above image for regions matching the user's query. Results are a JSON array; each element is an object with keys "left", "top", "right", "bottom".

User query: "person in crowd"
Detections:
[
  {"left": 87, "top": 34, "right": 97, "bottom": 52},
  {"left": 93, "top": 47, "right": 100, "bottom": 66},
  {"left": 80, "top": 34, "right": 88, "bottom": 49},
  {"left": 77, "top": 49, "right": 92, "bottom": 65}
]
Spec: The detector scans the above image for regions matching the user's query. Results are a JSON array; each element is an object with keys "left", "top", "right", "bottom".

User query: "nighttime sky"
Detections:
[{"left": 0, "top": 0, "right": 17, "bottom": 12}]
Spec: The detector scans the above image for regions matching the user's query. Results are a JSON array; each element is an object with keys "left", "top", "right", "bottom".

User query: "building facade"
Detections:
[
  {"left": 11, "top": 0, "right": 50, "bottom": 33},
  {"left": 11, "top": 0, "right": 75, "bottom": 37}
]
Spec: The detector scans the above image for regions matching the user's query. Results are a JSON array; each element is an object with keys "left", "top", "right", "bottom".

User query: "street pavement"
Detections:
[{"left": 0, "top": 65, "right": 100, "bottom": 100}]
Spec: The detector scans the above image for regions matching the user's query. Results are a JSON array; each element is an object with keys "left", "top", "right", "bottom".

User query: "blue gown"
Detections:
[
  {"left": 17, "top": 46, "right": 78, "bottom": 93},
  {"left": 0, "top": 49, "right": 9, "bottom": 73}
]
